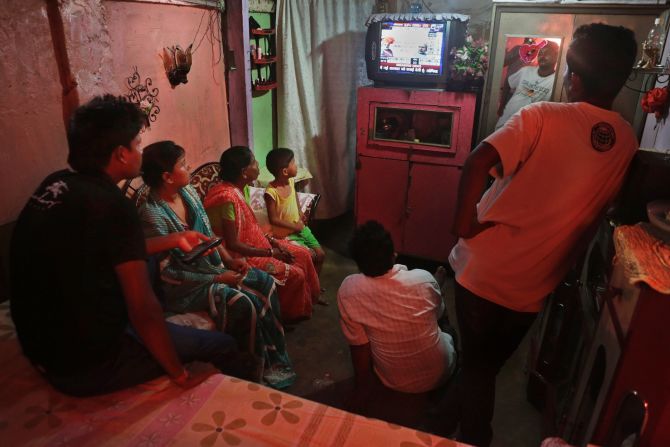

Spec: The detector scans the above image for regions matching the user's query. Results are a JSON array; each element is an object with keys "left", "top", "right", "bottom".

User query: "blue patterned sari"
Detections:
[{"left": 139, "top": 185, "right": 295, "bottom": 389}]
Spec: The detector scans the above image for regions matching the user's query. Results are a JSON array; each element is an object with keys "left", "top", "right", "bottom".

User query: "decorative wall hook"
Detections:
[
  {"left": 125, "top": 66, "right": 160, "bottom": 129},
  {"left": 161, "top": 44, "right": 193, "bottom": 87}
]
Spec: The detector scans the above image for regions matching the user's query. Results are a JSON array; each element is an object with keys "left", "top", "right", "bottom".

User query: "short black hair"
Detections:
[
  {"left": 350, "top": 220, "right": 394, "bottom": 277},
  {"left": 67, "top": 94, "right": 146, "bottom": 174},
  {"left": 141, "top": 141, "right": 186, "bottom": 188},
  {"left": 266, "top": 147, "right": 295, "bottom": 177},
  {"left": 567, "top": 23, "right": 637, "bottom": 100},
  {"left": 219, "top": 146, "right": 254, "bottom": 182}
]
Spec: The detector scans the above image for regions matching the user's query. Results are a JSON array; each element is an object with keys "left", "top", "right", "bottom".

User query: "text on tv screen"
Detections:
[{"left": 378, "top": 21, "right": 445, "bottom": 75}]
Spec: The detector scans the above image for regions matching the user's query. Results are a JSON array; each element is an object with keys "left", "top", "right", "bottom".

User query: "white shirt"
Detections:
[
  {"left": 337, "top": 265, "right": 456, "bottom": 393},
  {"left": 450, "top": 102, "right": 638, "bottom": 312},
  {"left": 496, "top": 66, "right": 556, "bottom": 130}
]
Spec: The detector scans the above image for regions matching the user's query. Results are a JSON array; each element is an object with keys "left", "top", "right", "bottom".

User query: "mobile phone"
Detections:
[{"left": 181, "top": 237, "right": 223, "bottom": 264}]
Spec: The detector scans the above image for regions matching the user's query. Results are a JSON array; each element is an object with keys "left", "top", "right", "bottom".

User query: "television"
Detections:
[{"left": 365, "top": 16, "right": 467, "bottom": 88}]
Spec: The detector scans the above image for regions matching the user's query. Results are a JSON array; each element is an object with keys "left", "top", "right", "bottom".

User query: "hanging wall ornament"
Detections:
[
  {"left": 161, "top": 44, "right": 193, "bottom": 87},
  {"left": 125, "top": 66, "right": 160, "bottom": 129}
]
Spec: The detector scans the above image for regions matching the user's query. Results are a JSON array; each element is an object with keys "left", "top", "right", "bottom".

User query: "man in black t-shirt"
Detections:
[{"left": 10, "top": 95, "right": 245, "bottom": 396}]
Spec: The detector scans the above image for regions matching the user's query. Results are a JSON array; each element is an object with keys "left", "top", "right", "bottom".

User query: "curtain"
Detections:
[{"left": 276, "top": 0, "right": 375, "bottom": 219}]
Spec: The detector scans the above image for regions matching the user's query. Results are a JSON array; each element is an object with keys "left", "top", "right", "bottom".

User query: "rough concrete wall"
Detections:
[
  {"left": 0, "top": 0, "right": 69, "bottom": 225},
  {"left": 426, "top": 0, "right": 492, "bottom": 38},
  {"left": 390, "top": 0, "right": 493, "bottom": 38},
  {"left": 61, "top": 0, "right": 117, "bottom": 97}
]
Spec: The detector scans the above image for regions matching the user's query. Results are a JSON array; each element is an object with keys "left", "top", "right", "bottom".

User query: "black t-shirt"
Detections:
[{"left": 10, "top": 170, "right": 147, "bottom": 374}]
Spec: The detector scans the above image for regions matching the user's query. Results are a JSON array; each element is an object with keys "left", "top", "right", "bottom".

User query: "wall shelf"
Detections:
[
  {"left": 249, "top": 20, "right": 277, "bottom": 92},
  {"left": 633, "top": 66, "right": 667, "bottom": 75},
  {"left": 251, "top": 28, "right": 275, "bottom": 36},
  {"left": 253, "top": 82, "right": 277, "bottom": 91},
  {"left": 252, "top": 56, "right": 277, "bottom": 65}
]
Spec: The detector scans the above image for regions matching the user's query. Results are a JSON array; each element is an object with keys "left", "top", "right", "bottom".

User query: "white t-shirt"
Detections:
[
  {"left": 337, "top": 265, "right": 456, "bottom": 393},
  {"left": 496, "top": 66, "right": 556, "bottom": 130},
  {"left": 450, "top": 102, "right": 638, "bottom": 312}
]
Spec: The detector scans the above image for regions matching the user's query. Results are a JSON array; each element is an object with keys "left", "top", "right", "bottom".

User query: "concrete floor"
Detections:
[{"left": 282, "top": 213, "right": 544, "bottom": 446}]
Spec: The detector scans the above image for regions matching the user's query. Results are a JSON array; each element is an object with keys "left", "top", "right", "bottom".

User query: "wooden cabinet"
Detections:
[
  {"left": 355, "top": 156, "right": 408, "bottom": 245},
  {"left": 403, "top": 163, "right": 463, "bottom": 261},
  {"left": 533, "top": 224, "right": 670, "bottom": 446},
  {"left": 590, "top": 257, "right": 670, "bottom": 447},
  {"left": 355, "top": 86, "right": 477, "bottom": 261}
]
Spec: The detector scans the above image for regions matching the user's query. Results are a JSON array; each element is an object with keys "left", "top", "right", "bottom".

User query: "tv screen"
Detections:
[
  {"left": 365, "top": 17, "right": 467, "bottom": 88},
  {"left": 378, "top": 21, "right": 446, "bottom": 76}
]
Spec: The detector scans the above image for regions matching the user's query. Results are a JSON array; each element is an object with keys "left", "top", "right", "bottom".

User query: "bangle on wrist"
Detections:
[
  {"left": 267, "top": 247, "right": 273, "bottom": 257},
  {"left": 171, "top": 368, "right": 189, "bottom": 386}
]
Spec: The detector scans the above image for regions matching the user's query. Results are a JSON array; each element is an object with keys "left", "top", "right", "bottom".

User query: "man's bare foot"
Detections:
[{"left": 317, "top": 296, "right": 329, "bottom": 306}]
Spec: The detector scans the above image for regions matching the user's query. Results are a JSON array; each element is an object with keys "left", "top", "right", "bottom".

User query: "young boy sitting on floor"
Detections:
[
  {"left": 338, "top": 220, "right": 457, "bottom": 401},
  {"left": 264, "top": 148, "right": 326, "bottom": 278}
]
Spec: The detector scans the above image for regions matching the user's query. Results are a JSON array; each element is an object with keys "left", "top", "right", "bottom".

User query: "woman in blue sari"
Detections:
[{"left": 138, "top": 141, "right": 295, "bottom": 389}]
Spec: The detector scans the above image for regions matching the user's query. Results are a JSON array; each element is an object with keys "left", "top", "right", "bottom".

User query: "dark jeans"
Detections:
[
  {"left": 441, "top": 281, "right": 537, "bottom": 447},
  {"left": 45, "top": 322, "right": 238, "bottom": 397}
]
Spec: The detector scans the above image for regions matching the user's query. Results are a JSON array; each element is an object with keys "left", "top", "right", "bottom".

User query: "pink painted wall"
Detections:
[
  {"left": 104, "top": 1, "right": 231, "bottom": 166},
  {"left": 0, "top": 0, "right": 70, "bottom": 225},
  {"left": 0, "top": 0, "right": 231, "bottom": 225}
]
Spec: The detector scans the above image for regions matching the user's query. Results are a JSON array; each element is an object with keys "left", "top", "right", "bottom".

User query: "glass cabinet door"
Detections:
[{"left": 372, "top": 105, "right": 453, "bottom": 148}]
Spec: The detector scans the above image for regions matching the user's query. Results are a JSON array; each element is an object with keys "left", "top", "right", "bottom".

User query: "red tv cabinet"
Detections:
[{"left": 355, "top": 86, "right": 477, "bottom": 262}]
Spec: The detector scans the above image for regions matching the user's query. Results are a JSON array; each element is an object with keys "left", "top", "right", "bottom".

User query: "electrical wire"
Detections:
[
  {"left": 192, "top": 9, "right": 214, "bottom": 54},
  {"left": 624, "top": 70, "right": 667, "bottom": 93},
  {"left": 190, "top": 8, "right": 208, "bottom": 48},
  {"left": 209, "top": 10, "right": 223, "bottom": 66},
  {"left": 207, "top": 9, "right": 223, "bottom": 85},
  {"left": 190, "top": 1, "right": 225, "bottom": 54},
  {"left": 623, "top": 83, "right": 648, "bottom": 94}
]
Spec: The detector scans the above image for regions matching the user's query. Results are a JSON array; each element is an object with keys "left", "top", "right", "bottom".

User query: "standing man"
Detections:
[
  {"left": 446, "top": 24, "right": 638, "bottom": 446},
  {"left": 10, "top": 95, "right": 251, "bottom": 396}
]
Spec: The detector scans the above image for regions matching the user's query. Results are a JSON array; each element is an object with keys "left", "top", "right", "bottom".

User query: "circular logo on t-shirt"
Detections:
[{"left": 591, "top": 122, "right": 616, "bottom": 152}]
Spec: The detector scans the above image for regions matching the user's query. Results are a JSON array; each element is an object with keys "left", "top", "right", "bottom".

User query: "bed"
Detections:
[{"left": 0, "top": 302, "right": 469, "bottom": 446}]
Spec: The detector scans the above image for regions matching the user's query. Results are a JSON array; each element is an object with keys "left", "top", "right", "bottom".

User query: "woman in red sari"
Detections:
[{"left": 204, "top": 146, "right": 320, "bottom": 321}]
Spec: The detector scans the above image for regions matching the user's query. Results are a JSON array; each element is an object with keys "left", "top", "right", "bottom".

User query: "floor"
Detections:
[{"left": 282, "top": 212, "right": 544, "bottom": 447}]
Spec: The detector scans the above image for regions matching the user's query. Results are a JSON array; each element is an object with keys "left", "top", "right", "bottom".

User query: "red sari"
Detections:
[{"left": 204, "top": 182, "right": 319, "bottom": 321}]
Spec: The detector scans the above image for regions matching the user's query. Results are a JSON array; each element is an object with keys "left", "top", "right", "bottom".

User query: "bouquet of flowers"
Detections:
[
  {"left": 449, "top": 35, "right": 489, "bottom": 82},
  {"left": 641, "top": 85, "right": 669, "bottom": 124}
]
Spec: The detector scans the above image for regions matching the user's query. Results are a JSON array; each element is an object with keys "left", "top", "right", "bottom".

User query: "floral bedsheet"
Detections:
[{"left": 0, "top": 302, "right": 466, "bottom": 446}]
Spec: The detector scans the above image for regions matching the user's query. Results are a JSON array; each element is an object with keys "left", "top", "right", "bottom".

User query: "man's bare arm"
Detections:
[
  {"left": 451, "top": 142, "right": 501, "bottom": 239},
  {"left": 115, "top": 260, "right": 185, "bottom": 379},
  {"left": 145, "top": 231, "right": 209, "bottom": 255}
]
